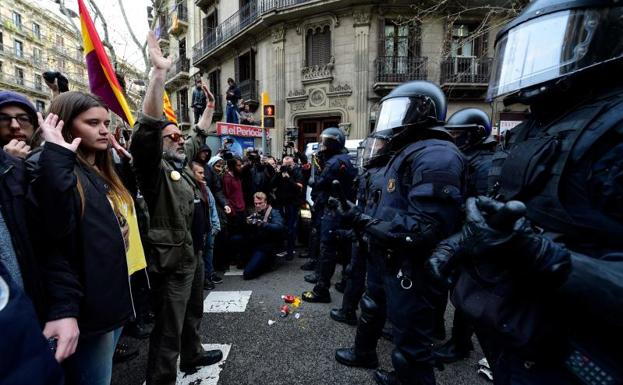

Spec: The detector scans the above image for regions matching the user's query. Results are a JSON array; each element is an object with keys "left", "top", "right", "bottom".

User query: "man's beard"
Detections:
[{"left": 164, "top": 147, "right": 186, "bottom": 163}]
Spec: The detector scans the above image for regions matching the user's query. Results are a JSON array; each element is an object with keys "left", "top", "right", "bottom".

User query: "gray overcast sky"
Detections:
[{"left": 37, "top": 0, "right": 151, "bottom": 72}]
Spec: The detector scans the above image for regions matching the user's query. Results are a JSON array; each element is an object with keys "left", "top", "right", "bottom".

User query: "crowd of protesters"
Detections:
[{"left": 0, "top": 29, "right": 315, "bottom": 385}]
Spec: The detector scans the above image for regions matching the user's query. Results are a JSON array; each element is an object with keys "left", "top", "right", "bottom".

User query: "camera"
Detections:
[
  {"left": 42, "top": 71, "right": 69, "bottom": 93},
  {"left": 246, "top": 212, "right": 263, "bottom": 226}
]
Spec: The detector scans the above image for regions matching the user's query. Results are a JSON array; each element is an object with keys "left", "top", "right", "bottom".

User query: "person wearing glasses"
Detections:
[
  {"left": 0, "top": 91, "right": 38, "bottom": 159},
  {"left": 130, "top": 31, "right": 222, "bottom": 385}
]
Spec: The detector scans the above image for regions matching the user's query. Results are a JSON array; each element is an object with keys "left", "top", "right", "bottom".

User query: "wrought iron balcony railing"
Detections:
[
  {"left": 440, "top": 56, "right": 493, "bottom": 85},
  {"left": 239, "top": 79, "right": 259, "bottom": 102},
  {"left": 375, "top": 56, "right": 428, "bottom": 83},
  {"left": 193, "top": 0, "right": 314, "bottom": 64}
]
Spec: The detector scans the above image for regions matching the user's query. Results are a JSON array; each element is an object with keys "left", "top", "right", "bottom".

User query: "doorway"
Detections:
[{"left": 297, "top": 116, "right": 341, "bottom": 152}]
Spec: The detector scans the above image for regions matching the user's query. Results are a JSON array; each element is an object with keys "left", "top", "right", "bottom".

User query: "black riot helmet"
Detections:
[
  {"left": 319, "top": 126, "right": 346, "bottom": 154},
  {"left": 367, "top": 81, "right": 449, "bottom": 166},
  {"left": 445, "top": 108, "right": 492, "bottom": 152},
  {"left": 487, "top": 0, "right": 623, "bottom": 104},
  {"left": 375, "top": 80, "right": 447, "bottom": 134}
]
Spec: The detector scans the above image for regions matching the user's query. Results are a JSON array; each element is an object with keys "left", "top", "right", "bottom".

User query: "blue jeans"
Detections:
[
  {"left": 203, "top": 232, "right": 215, "bottom": 278},
  {"left": 63, "top": 327, "right": 123, "bottom": 385},
  {"left": 243, "top": 249, "right": 271, "bottom": 280},
  {"left": 282, "top": 204, "right": 299, "bottom": 258},
  {"left": 226, "top": 103, "right": 239, "bottom": 123}
]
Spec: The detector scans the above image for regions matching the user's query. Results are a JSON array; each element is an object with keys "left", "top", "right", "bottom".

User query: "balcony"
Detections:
[
  {"left": 168, "top": 4, "right": 189, "bottom": 36},
  {"left": 0, "top": 73, "right": 49, "bottom": 97},
  {"left": 193, "top": 0, "right": 314, "bottom": 66},
  {"left": 239, "top": 79, "right": 259, "bottom": 103},
  {"left": 440, "top": 56, "right": 493, "bottom": 98},
  {"left": 373, "top": 56, "right": 428, "bottom": 94},
  {"left": 157, "top": 24, "right": 170, "bottom": 48},
  {"left": 195, "top": 0, "right": 217, "bottom": 12},
  {"left": 165, "top": 57, "right": 191, "bottom": 89},
  {"left": 1, "top": 16, "right": 27, "bottom": 37}
]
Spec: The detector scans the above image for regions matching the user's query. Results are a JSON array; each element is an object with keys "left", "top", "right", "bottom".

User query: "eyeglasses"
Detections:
[
  {"left": 162, "top": 133, "right": 190, "bottom": 143},
  {"left": 0, "top": 114, "right": 33, "bottom": 128}
]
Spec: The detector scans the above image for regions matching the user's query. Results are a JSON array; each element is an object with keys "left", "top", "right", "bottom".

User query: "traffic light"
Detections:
[{"left": 263, "top": 104, "right": 275, "bottom": 128}]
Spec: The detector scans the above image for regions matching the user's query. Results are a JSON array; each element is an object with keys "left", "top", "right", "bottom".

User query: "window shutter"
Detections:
[
  {"left": 306, "top": 30, "right": 313, "bottom": 66},
  {"left": 319, "top": 26, "right": 331, "bottom": 65}
]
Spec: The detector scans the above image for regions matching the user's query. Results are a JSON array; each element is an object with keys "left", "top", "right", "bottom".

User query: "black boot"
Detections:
[
  {"left": 433, "top": 338, "right": 472, "bottom": 363},
  {"left": 330, "top": 308, "right": 357, "bottom": 326},
  {"left": 302, "top": 287, "right": 331, "bottom": 303},
  {"left": 180, "top": 349, "right": 223, "bottom": 374},
  {"left": 374, "top": 370, "right": 401, "bottom": 385},
  {"left": 335, "top": 347, "right": 379, "bottom": 368}
]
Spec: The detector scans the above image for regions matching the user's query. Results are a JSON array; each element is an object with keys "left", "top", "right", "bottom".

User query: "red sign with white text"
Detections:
[{"left": 216, "top": 122, "right": 265, "bottom": 138}]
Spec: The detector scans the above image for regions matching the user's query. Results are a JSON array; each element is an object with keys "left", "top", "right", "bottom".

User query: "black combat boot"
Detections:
[
  {"left": 330, "top": 308, "right": 357, "bottom": 326},
  {"left": 335, "top": 347, "right": 379, "bottom": 368},
  {"left": 374, "top": 370, "right": 401, "bottom": 385},
  {"left": 433, "top": 338, "right": 473, "bottom": 363}
]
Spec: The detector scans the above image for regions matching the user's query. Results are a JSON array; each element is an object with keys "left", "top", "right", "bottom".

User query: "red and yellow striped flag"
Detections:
[
  {"left": 163, "top": 91, "right": 177, "bottom": 124},
  {"left": 78, "top": 0, "right": 135, "bottom": 126}
]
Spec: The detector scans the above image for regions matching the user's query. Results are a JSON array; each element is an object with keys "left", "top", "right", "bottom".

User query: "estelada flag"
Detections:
[
  {"left": 163, "top": 91, "right": 177, "bottom": 124},
  {"left": 78, "top": 0, "right": 135, "bottom": 127}
]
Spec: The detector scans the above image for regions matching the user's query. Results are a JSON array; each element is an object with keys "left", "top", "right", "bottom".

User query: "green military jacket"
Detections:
[{"left": 130, "top": 114, "right": 207, "bottom": 273}]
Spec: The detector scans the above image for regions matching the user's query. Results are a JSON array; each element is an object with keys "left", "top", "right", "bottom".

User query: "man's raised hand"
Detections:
[{"left": 147, "top": 31, "right": 172, "bottom": 71}]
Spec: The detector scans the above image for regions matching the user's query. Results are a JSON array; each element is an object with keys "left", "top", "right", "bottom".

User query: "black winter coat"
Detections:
[
  {"left": 0, "top": 150, "right": 45, "bottom": 321},
  {"left": 30, "top": 143, "right": 133, "bottom": 336}
]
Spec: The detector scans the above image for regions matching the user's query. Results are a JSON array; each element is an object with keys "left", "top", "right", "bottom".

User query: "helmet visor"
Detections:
[
  {"left": 375, "top": 97, "right": 411, "bottom": 132},
  {"left": 487, "top": 8, "right": 623, "bottom": 101},
  {"left": 362, "top": 135, "right": 389, "bottom": 167}
]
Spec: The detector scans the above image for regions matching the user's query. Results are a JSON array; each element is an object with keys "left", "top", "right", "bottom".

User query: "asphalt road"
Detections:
[{"left": 111, "top": 255, "right": 490, "bottom": 385}]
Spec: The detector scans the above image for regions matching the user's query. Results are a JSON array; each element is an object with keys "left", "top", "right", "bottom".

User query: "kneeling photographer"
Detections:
[{"left": 242, "top": 192, "right": 285, "bottom": 280}]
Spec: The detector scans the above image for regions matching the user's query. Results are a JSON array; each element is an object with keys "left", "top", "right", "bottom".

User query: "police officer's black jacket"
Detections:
[
  {"left": 458, "top": 87, "right": 623, "bottom": 374},
  {"left": 29, "top": 143, "right": 133, "bottom": 336}
]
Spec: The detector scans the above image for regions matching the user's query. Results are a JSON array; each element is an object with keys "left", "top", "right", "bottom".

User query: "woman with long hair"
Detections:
[{"left": 31, "top": 91, "right": 144, "bottom": 385}]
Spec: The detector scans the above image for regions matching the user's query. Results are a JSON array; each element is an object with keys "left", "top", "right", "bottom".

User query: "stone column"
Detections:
[
  {"left": 271, "top": 24, "right": 287, "bottom": 156},
  {"left": 352, "top": 8, "right": 372, "bottom": 140}
]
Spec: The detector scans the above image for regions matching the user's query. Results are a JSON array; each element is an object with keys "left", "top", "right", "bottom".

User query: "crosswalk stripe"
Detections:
[
  {"left": 203, "top": 290, "right": 252, "bottom": 313},
  {"left": 143, "top": 344, "right": 231, "bottom": 385}
]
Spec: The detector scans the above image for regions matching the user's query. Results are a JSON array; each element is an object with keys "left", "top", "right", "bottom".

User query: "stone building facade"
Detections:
[
  {"left": 0, "top": 0, "right": 90, "bottom": 112},
  {"left": 153, "top": 0, "right": 526, "bottom": 155}
]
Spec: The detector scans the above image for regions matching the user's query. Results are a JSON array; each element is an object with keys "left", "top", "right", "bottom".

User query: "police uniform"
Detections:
[
  {"left": 446, "top": 1, "right": 623, "bottom": 384},
  {"left": 335, "top": 81, "right": 466, "bottom": 385}
]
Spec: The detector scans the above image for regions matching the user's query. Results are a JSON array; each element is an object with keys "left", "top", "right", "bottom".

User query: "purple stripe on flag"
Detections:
[{"left": 86, "top": 51, "right": 126, "bottom": 121}]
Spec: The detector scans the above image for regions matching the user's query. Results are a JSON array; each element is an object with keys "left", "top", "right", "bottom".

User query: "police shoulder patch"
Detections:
[{"left": 387, "top": 178, "right": 396, "bottom": 193}]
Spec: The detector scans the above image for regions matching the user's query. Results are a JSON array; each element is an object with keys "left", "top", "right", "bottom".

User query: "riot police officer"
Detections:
[
  {"left": 302, "top": 127, "right": 357, "bottom": 302},
  {"left": 428, "top": 1, "right": 623, "bottom": 383},
  {"left": 334, "top": 81, "right": 466, "bottom": 385},
  {"left": 331, "top": 136, "right": 384, "bottom": 325},
  {"left": 434, "top": 108, "right": 496, "bottom": 363}
]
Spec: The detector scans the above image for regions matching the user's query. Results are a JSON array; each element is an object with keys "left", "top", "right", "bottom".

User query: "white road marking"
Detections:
[
  {"left": 224, "top": 268, "right": 244, "bottom": 276},
  {"left": 142, "top": 344, "right": 231, "bottom": 385},
  {"left": 203, "top": 291, "right": 252, "bottom": 313}
]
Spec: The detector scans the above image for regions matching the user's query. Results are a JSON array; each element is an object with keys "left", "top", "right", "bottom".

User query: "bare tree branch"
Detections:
[{"left": 116, "top": 0, "right": 150, "bottom": 76}]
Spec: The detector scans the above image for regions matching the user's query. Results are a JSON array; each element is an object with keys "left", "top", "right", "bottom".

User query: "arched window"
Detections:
[{"left": 305, "top": 25, "right": 331, "bottom": 67}]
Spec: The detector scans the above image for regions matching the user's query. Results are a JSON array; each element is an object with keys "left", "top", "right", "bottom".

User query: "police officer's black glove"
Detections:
[
  {"left": 460, "top": 197, "right": 517, "bottom": 256},
  {"left": 424, "top": 232, "right": 463, "bottom": 288},
  {"left": 511, "top": 222, "right": 572, "bottom": 287},
  {"left": 328, "top": 196, "right": 373, "bottom": 231},
  {"left": 462, "top": 197, "right": 571, "bottom": 285}
]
